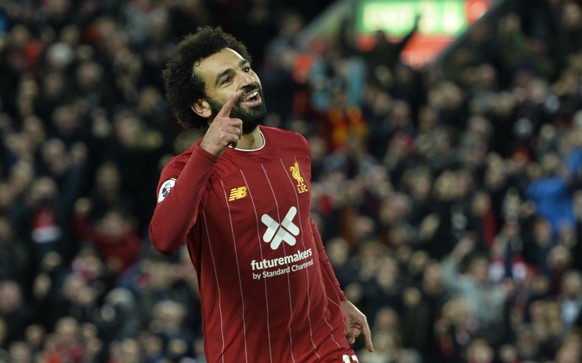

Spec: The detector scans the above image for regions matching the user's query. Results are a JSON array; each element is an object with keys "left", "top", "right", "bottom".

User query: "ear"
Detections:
[{"left": 191, "top": 99, "right": 212, "bottom": 118}]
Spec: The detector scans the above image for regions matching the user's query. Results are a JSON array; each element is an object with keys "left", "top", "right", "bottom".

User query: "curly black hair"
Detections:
[{"left": 162, "top": 26, "right": 253, "bottom": 129}]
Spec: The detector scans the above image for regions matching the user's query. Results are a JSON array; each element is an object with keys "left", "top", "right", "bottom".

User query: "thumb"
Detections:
[
  {"left": 346, "top": 330, "right": 355, "bottom": 344},
  {"left": 345, "top": 317, "right": 356, "bottom": 344}
]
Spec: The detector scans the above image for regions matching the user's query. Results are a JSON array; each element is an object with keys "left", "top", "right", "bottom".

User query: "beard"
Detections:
[{"left": 208, "top": 87, "right": 267, "bottom": 134}]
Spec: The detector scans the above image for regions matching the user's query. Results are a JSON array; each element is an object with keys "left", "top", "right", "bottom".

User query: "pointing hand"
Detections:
[{"left": 200, "top": 91, "right": 243, "bottom": 156}]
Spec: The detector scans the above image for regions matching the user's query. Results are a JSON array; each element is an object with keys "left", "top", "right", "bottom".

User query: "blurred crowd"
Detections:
[{"left": 1, "top": 0, "right": 582, "bottom": 362}]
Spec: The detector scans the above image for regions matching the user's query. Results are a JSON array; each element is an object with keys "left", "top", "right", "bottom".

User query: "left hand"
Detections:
[{"left": 342, "top": 300, "right": 374, "bottom": 352}]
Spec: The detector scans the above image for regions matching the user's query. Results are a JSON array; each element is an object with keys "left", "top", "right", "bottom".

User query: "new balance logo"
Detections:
[
  {"left": 229, "top": 186, "right": 247, "bottom": 201},
  {"left": 261, "top": 207, "right": 299, "bottom": 250}
]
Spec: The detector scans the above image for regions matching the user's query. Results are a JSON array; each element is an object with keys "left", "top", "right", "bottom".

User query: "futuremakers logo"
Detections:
[{"left": 260, "top": 207, "right": 299, "bottom": 250}]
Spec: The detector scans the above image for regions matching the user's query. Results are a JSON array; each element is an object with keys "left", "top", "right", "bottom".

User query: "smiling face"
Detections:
[{"left": 194, "top": 48, "right": 267, "bottom": 134}]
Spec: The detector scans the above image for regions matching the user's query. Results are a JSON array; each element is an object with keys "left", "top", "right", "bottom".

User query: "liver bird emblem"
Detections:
[{"left": 290, "top": 161, "right": 308, "bottom": 193}]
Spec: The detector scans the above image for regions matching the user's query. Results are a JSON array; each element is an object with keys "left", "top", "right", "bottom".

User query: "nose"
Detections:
[{"left": 239, "top": 70, "right": 255, "bottom": 87}]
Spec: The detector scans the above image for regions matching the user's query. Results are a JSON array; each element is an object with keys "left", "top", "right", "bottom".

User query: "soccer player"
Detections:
[{"left": 149, "top": 26, "right": 373, "bottom": 362}]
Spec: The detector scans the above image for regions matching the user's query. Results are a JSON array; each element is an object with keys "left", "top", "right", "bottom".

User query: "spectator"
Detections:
[
  {"left": 0, "top": 280, "right": 35, "bottom": 346},
  {"left": 465, "top": 338, "right": 494, "bottom": 363},
  {"left": 494, "top": 13, "right": 556, "bottom": 81},
  {"left": 555, "top": 2, "right": 582, "bottom": 68},
  {"left": 83, "top": 161, "right": 135, "bottom": 223},
  {"left": 96, "top": 287, "right": 140, "bottom": 348},
  {"left": 150, "top": 299, "right": 196, "bottom": 360},
  {"left": 434, "top": 296, "right": 477, "bottom": 362},
  {"left": 0, "top": 217, "right": 30, "bottom": 287},
  {"left": 401, "top": 260, "right": 448, "bottom": 363},
  {"left": 558, "top": 270, "right": 582, "bottom": 328},
  {"left": 107, "top": 108, "right": 166, "bottom": 233},
  {"left": 440, "top": 237, "right": 510, "bottom": 345},
  {"left": 12, "top": 177, "right": 65, "bottom": 268},
  {"left": 525, "top": 152, "right": 576, "bottom": 237},
  {"left": 41, "top": 316, "right": 87, "bottom": 363},
  {"left": 7, "top": 341, "right": 34, "bottom": 363},
  {"left": 74, "top": 198, "right": 143, "bottom": 277}
]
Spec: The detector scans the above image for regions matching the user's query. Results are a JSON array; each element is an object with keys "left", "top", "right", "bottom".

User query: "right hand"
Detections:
[
  {"left": 451, "top": 236, "right": 475, "bottom": 260},
  {"left": 200, "top": 92, "right": 243, "bottom": 156}
]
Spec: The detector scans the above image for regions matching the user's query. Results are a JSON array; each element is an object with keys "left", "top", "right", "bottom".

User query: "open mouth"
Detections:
[{"left": 240, "top": 89, "right": 262, "bottom": 106}]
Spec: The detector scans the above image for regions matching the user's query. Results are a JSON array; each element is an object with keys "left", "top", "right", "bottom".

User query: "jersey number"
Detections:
[{"left": 342, "top": 355, "right": 359, "bottom": 362}]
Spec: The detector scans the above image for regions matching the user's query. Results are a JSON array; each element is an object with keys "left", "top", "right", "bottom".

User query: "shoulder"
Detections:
[
  {"left": 261, "top": 126, "right": 309, "bottom": 150},
  {"left": 261, "top": 125, "right": 303, "bottom": 139},
  {"left": 159, "top": 142, "right": 199, "bottom": 180}
]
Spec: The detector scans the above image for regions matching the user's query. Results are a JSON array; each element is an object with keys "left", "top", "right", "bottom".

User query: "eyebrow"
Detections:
[{"left": 214, "top": 59, "right": 250, "bottom": 87}]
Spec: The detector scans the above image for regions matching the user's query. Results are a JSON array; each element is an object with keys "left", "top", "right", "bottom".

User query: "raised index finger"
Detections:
[
  {"left": 216, "top": 91, "right": 242, "bottom": 118},
  {"left": 362, "top": 322, "right": 374, "bottom": 352}
]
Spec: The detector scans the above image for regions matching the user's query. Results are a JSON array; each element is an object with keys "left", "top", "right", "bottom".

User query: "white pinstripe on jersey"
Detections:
[
  {"left": 219, "top": 179, "right": 249, "bottom": 363},
  {"left": 201, "top": 210, "right": 227, "bottom": 363},
  {"left": 281, "top": 157, "right": 343, "bottom": 352},
  {"left": 279, "top": 158, "right": 322, "bottom": 359},
  {"left": 241, "top": 169, "right": 275, "bottom": 363},
  {"left": 260, "top": 162, "right": 297, "bottom": 363}
]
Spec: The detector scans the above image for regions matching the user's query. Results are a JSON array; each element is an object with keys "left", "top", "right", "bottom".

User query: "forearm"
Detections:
[
  {"left": 310, "top": 218, "right": 347, "bottom": 300},
  {"left": 440, "top": 255, "right": 463, "bottom": 290}
]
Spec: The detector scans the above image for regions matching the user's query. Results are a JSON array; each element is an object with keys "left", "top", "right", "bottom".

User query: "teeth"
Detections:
[{"left": 243, "top": 91, "right": 258, "bottom": 101}]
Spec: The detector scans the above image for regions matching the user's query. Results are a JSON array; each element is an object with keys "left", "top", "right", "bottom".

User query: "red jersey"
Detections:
[{"left": 149, "top": 126, "right": 355, "bottom": 363}]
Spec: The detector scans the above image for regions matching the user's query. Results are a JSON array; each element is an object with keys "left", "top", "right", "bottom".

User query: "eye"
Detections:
[
  {"left": 242, "top": 66, "right": 251, "bottom": 72},
  {"left": 221, "top": 75, "right": 233, "bottom": 85}
]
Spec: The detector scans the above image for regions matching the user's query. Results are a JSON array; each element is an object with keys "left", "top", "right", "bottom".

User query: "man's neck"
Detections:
[{"left": 236, "top": 127, "right": 264, "bottom": 150}]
